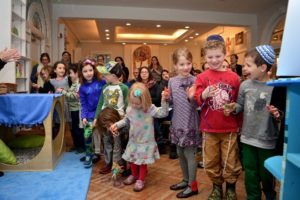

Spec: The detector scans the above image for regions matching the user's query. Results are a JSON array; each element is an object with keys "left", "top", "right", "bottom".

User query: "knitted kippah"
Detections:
[
  {"left": 206, "top": 34, "right": 225, "bottom": 43},
  {"left": 255, "top": 45, "right": 275, "bottom": 65}
]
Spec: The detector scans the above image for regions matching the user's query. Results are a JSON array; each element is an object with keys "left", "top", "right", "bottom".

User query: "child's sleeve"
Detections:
[
  {"left": 150, "top": 101, "right": 169, "bottom": 118},
  {"left": 94, "top": 85, "right": 106, "bottom": 119},
  {"left": 115, "top": 115, "right": 130, "bottom": 129},
  {"left": 194, "top": 75, "right": 206, "bottom": 106},
  {"left": 61, "top": 84, "right": 79, "bottom": 101},
  {"left": 234, "top": 81, "right": 245, "bottom": 114}
]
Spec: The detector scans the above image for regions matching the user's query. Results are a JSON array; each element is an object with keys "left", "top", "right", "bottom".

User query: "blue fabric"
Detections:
[
  {"left": 0, "top": 152, "right": 92, "bottom": 200},
  {"left": 0, "top": 94, "right": 61, "bottom": 126}
]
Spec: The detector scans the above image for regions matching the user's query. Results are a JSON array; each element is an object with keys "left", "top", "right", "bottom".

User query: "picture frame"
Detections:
[{"left": 235, "top": 31, "right": 244, "bottom": 45}]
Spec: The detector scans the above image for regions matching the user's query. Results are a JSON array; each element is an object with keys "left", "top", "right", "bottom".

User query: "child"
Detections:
[
  {"left": 79, "top": 58, "right": 106, "bottom": 168},
  {"left": 224, "top": 45, "right": 285, "bottom": 200},
  {"left": 32, "top": 66, "right": 55, "bottom": 93},
  {"left": 96, "top": 107, "right": 128, "bottom": 185},
  {"left": 194, "top": 35, "right": 242, "bottom": 200},
  {"left": 94, "top": 61, "right": 129, "bottom": 174},
  {"left": 56, "top": 64, "right": 85, "bottom": 153},
  {"left": 168, "top": 47, "right": 200, "bottom": 198},
  {"left": 110, "top": 82, "right": 169, "bottom": 192}
]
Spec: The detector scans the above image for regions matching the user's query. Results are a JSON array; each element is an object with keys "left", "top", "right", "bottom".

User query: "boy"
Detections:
[
  {"left": 224, "top": 45, "right": 285, "bottom": 200},
  {"left": 194, "top": 35, "right": 242, "bottom": 200}
]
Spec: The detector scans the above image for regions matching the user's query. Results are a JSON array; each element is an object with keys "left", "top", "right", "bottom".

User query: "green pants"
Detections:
[{"left": 242, "top": 143, "right": 276, "bottom": 200}]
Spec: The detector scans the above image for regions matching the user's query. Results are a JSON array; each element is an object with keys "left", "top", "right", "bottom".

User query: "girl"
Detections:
[
  {"left": 110, "top": 82, "right": 169, "bottom": 192},
  {"left": 79, "top": 58, "right": 106, "bottom": 168},
  {"left": 32, "top": 66, "right": 55, "bottom": 93},
  {"left": 168, "top": 47, "right": 200, "bottom": 198},
  {"left": 56, "top": 64, "right": 85, "bottom": 153},
  {"left": 94, "top": 61, "right": 128, "bottom": 174}
]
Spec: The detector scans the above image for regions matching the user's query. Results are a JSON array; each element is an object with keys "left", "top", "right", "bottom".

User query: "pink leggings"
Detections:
[{"left": 131, "top": 163, "right": 147, "bottom": 181}]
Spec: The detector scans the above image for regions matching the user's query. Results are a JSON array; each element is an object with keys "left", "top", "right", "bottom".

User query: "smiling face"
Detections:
[
  {"left": 174, "top": 55, "right": 192, "bottom": 77},
  {"left": 55, "top": 63, "right": 66, "bottom": 78},
  {"left": 69, "top": 69, "right": 78, "bottom": 82},
  {"left": 205, "top": 48, "right": 226, "bottom": 71},
  {"left": 82, "top": 64, "right": 94, "bottom": 82},
  {"left": 243, "top": 56, "right": 265, "bottom": 80}
]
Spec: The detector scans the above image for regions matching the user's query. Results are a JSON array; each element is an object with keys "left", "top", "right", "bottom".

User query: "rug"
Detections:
[{"left": 0, "top": 152, "right": 92, "bottom": 200}]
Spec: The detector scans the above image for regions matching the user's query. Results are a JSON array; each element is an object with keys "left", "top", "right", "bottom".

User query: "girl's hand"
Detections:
[
  {"left": 161, "top": 87, "right": 170, "bottom": 101},
  {"left": 110, "top": 124, "right": 119, "bottom": 137},
  {"left": 224, "top": 102, "right": 236, "bottom": 116},
  {"left": 56, "top": 88, "right": 63, "bottom": 93},
  {"left": 201, "top": 85, "right": 218, "bottom": 100},
  {"left": 82, "top": 118, "right": 88, "bottom": 126},
  {"left": 187, "top": 84, "right": 196, "bottom": 100},
  {"left": 266, "top": 105, "right": 281, "bottom": 119}
]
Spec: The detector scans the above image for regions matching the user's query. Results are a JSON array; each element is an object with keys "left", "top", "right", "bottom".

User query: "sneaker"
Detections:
[
  {"left": 225, "top": 183, "right": 237, "bottom": 200},
  {"left": 80, "top": 156, "right": 85, "bottom": 162},
  {"left": 123, "top": 175, "right": 136, "bottom": 185},
  {"left": 84, "top": 156, "right": 92, "bottom": 168},
  {"left": 92, "top": 154, "right": 101, "bottom": 164},
  {"left": 208, "top": 184, "right": 223, "bottom": 200},
  {"left": 133, "top": 180, "right": 145, "bottom": 192},
  {"left": 99, "top": 165, "right": 111, "bottom": 174}
]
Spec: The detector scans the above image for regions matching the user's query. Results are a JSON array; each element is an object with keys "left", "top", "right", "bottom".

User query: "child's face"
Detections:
[
  {"left": 82, "top": 64, "right": 94, "bottom": 82},
  {"left": 130, "top": 96, "right": 142, "bottom": 109},
  {"left": 55, "top": 63, "right": 66, "bottom": 77},
  {"left": 162, "top": 71, "right": 169, "bottom": 81},
  {"left": 205, "top": 48, "right": 226, "bottom": 71},
  {"left": 174, "top": 55, "right": 192, "bottom": 77},
  {"left": 243, "top": 56, "right": 262, "bottom": 80},
  {"left": 69, "top": 69, "right": 78, "bottom": 82},
  {"left": 104, "top": 74, "right": 118, "bottom": 84},
  {"left": 40, "top": 70, "right": 49, "bottom": 81}
]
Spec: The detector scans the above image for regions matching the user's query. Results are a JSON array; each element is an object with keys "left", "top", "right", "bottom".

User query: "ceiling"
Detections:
[{"left": 53, "top": 0, "right": 286, "bottom": 45}]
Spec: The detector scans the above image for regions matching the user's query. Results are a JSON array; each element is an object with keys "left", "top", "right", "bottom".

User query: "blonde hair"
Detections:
[
  {"left": 204, "top": 40, "right": 226, "bottom": 56},
  {"left": 129, "top": 82, "right": 152, "bottom": 111},
  {"left": 172, "top": 47, "right": 193, "bottom": 65}
]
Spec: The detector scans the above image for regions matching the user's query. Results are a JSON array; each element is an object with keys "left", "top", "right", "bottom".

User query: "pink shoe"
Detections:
[
  {"left": 133, "top": 180, "right": 145, "bottom": 192},
  {"left": 123, "top": 175, "right": 136, "bottom": 185}
]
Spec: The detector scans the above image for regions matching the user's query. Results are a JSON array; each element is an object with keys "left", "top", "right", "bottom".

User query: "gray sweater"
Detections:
[{"left": 235, "top": 80, "right": 279, "bottom": 149}]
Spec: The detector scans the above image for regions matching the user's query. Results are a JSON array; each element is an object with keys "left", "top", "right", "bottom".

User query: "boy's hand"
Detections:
[
  {"left": 266, "top": 105, "right": 281, "bottom": 120},
  {"left": 224, "top": 102, "right": 236, "bottom": 116},
  {"left": 161, "top": 87, "right": 170, "bottom": 101},
  {"left": 202, "top": 85, "right": 218, "bottom": 100}
]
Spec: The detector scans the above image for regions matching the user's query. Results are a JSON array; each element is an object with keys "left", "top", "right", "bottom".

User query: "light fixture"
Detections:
[
  {"left": 122, "top": 42, "right": 126, "bottom": 45},
  {"left": 143, "top": 42, "right": 147, "bottom": 45},
  {"left": 105, "top": 29, "right": 109, "bottom": 32},
  {"left": 126, "top": 23, "right": 131, "bottom": 26},
  {"left": 185, "top": 39, "right": 188, "bottom": 42},
  {"left": 106, "top": 33, "right": 110, "bottom": 36},
  {"left": 106, "top": 37, "right": 110, "bottom": 40},
  {"left": 185, "top": 26, "right": 190, "bottom": 29},
  {"left": 189, "top": 36, "right": 194, "bottom": 39},
  {"left": 163, "top": 43, "right": 168, "bottom": 46},
  {"left": 195, "top": 33, "right": 199, "bottom": 36},
  {"left": 156, "top": 24, "right": 161, "bottom": 28}
]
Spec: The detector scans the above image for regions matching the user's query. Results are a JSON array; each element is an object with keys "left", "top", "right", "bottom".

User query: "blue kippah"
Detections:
[
  {"left": 206, "top": 34, "right": 225, "bottom": 43},
  {"left": 255, "top": 45, "right": 275, "bottom": 65}
]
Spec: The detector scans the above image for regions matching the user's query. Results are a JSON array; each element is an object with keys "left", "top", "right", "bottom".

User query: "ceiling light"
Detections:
[
  {"left": 126, "top": 23, "right": 131, "bottom": 26},
  {"left": 189, "top": 36, "right": 194, "bottom": 39},
  {"left": 122, "top": 42, "right": 126, "bottom": 45},
  {"left": 117, "top": 29, "right": 188, "bottom": 40},
  {"left": 156, "top": 24, "right": 161, "bottom": 28},
  {"left": 105, "top": 29, "right": 109, "bottom": 32},
  {"left": 185, "top": 39, "right": 188, "bottom": 42},
  {"left": 106, "top": 37, "right": 110, "bottom": 40},
  {"left": 185, "top": 26, "right": 190, "bottom": 29},
  {"left": 195, "top": 33, "right": 199, "bottom": 36},
  {"left": 163, "top": 43, "right": 168, "bottom": 46},
  {"left": 143, "top": 43, "right": 147, "bottom": 45},
  {"left": 106, "top": 33, "right": 110, "bottom": 36}
]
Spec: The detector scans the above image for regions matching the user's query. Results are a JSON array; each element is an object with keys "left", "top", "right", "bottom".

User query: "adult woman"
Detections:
[
  {"left": 30, "top": 53, "right": 51, "bottom": 93},
  {"left": 115, "top": 56, "right": 129, "bottom": 81},
  {"left": 148, "top": 56, "right": 163, "bottom": 82}
]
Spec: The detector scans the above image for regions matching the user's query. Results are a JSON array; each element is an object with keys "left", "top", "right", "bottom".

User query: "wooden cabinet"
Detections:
[{"left": 0, "top": 0, "right": 30, "bottom": 93}]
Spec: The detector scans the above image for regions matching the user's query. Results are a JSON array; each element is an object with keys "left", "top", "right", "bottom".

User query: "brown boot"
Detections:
[{"left": 208, "top": 184, "right": 223, "bottom": 200}]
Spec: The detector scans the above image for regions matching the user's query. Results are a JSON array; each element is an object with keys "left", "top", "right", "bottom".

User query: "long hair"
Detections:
[
  {"left": 96, "top": 107, "right": 121, "bottom": 135},
  {"left": 129, "top": 82, "right": 152, "bottom": 111},
  {"left": 149, "top": 56, "right": 163, "bottom": 71},
  {"left": 78, "top": 58, "right": 100, "bottom": 84}
]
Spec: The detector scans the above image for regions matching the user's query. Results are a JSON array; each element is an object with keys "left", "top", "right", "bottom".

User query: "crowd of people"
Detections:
[{"left": 0, "top": 33, "right": 286, "bottom": 200}]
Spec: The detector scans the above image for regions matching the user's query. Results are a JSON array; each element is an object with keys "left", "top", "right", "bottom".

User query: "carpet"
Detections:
[{"left": 0, "top": 152, "right": 92, "bottom": 200}]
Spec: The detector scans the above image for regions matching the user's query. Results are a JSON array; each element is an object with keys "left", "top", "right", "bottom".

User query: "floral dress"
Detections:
[{"left": 115, "top": 101, "right": 168, "bottom": 165}]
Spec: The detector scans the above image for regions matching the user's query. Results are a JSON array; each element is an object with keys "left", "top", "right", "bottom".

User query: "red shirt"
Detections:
[{"left": 194, "top": 69, "right": 240, "bottom": 133}]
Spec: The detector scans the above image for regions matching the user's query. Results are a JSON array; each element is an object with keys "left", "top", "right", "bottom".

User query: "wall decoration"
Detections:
[{"left": 235, "top": 31, "right": 244, "bottom": 45}]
